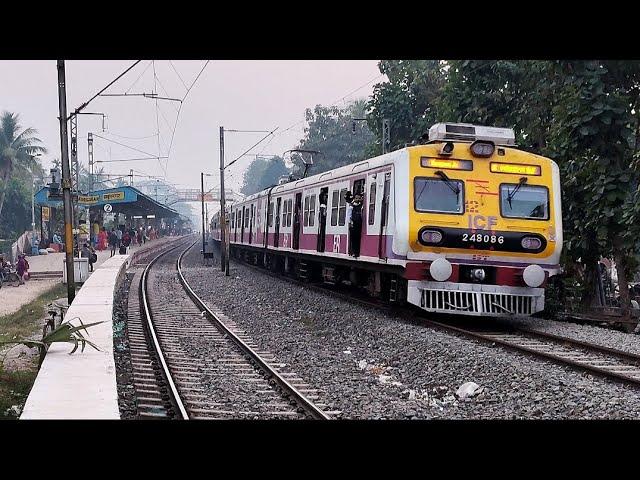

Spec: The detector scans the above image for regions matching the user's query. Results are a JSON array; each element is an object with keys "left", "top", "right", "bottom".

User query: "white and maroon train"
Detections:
[{"left": 211, "top": 123, "right": 563, "bottom": 317}]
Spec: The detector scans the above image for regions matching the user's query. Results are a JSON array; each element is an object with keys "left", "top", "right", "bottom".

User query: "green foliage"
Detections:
[
  {"left": 296, "top": 99, "right": 374, "bottom": 176},
  {"left": 367, "top": 59, "right": 640, "bottom": 311},
  {"left": 366, "top": 60, "right": 446, "bottom": 153},
  {"left": 0, "top": 317, "right": 104, "bottom": 368},
  {"left": 240, "top": 156, "right": 289, "bottom": 195}
]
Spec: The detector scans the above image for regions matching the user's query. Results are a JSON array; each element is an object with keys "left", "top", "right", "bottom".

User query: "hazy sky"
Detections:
[{"left": 0, "top": 60, "right": 383, "bottom": 194}]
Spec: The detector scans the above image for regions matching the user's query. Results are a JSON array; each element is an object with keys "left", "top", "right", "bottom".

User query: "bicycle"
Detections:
[{"left": 0, "top": 265, "right": 22, "bottom": 288}]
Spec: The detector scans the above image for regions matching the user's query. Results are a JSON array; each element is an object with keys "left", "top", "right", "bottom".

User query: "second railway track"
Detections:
[
  {"left": 221, "top": 243, "right": 640, "bottom": 393},
  {"left": 134, "top": 237, "right": 331, "bottom": 420}
]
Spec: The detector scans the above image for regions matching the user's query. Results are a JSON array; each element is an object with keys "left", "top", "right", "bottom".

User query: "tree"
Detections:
[
  {"left": 0, "top": 112, "right": 46, "bottom": 220},
  {"left": 240, "top": 156, "right": 289, "bottom": 195},
  {"left": 365, "top": 59, "right": 640, "bottom": 314},
  {"left": 295, "top": 99, "right": 374, "bottom": 176},
  {"left": 366, "top": 60, "right": 446, "bottom": 154}
]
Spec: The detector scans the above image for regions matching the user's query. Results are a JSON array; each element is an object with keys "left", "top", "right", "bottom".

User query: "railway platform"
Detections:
[{"left": 19, "top": 236, "right": 185, "bottom": 419}]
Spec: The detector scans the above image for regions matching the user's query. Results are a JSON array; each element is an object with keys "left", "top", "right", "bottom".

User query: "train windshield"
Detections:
[
  {"left": 500, "top": 184, "right": 549, "bottom": 220},
  {"left": 414, "top": 177, "right": 464, "bottom": 214}
]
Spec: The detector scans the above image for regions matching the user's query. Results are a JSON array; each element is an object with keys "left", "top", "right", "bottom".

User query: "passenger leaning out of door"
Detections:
[{"left": 346, "top": 191, "right": 364, "bottom": 258}]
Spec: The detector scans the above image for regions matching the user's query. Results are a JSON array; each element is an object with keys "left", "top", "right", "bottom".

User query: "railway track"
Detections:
[
  {"left": 131, "top": 238, "right": 330, "bottom": 420},
  {"left": 219, "top": 243, "right": 640, "bottom": 392}
]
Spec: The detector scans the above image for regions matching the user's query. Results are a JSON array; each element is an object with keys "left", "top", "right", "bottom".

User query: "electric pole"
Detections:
[
  {"left": 88, "top": 132, "right": 94, "bottom": 192},
  {"left": 219, "top": 126, "right": 228, "bottom": 275},
  {"left": 57, "top": 60, "right": 76, "bottom": 304},
  {"left": 201, "top": 172, "right": 206, "bottom": 258},
  {"left": 382, "top": 118, "right": 390, "bottom": 154}
]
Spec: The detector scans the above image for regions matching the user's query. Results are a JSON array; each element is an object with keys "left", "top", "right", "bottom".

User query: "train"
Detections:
[{"left": 210, "top": 122, "right": 563, "bottom": 317}]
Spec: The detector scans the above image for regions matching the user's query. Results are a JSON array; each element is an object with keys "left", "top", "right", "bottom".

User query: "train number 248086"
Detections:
[{"left": 462, "top": 233, "right": 505, "bottom": 244}]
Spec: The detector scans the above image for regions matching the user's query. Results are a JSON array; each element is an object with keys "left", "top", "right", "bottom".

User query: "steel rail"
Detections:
[
  {"left": 177, "top": 240, "right": 330, "bottom": 420},
  {"left": 220, "top": 243, "right": 640, "bottom": 390},
  {"left": 424, "top": 319, "right": 640, "bottom": 388},
  {"left": 140, "top": 239, "right": 193, "bottom": 420}
]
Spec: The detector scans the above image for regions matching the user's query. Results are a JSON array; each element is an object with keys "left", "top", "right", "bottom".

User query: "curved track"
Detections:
[{"left": 138, "top": 238, "right": 330, "bottom": 420}]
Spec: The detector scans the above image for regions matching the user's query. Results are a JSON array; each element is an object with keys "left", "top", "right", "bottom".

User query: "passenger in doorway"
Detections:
[
  {"left": 347, "top": 192, "right": 364, "bottom": 258},
  {"left": 108, "top": 229, "right": 118, "bottom": 257}
]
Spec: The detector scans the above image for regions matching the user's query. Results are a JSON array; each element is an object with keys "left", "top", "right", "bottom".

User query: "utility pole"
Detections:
[
  {"left": 57, "top": 60, "right": 76, "bottom": 304},
  {"left": 88, "top": 132, "right": 94, "bottom": 192},
  {"left": 201, "top": 171, "right": 206, "bottom": 257},
  {"left": 382, "top": 118, "right": 390, "bottom": 154},
  {"left": 219, "top": 126, "right": 228, "bottom": 275}
]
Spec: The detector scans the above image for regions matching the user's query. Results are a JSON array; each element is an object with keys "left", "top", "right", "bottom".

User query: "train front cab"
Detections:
[{"left": 403, "top": 124, "right": 563, "bottom": 317}]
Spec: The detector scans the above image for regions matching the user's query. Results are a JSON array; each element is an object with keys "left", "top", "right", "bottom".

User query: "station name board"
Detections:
[
  {"left": 75, "top": 191, "right": 127, "bottom": 205},
  {"left": 103, "top": 192, "right": 125, "bottom": 201},
  {"left": 78, "top": 195, "right": 100, "bottom": 204}
]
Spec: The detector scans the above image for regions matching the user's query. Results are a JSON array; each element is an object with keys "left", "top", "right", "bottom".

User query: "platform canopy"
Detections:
[{"left": 34, "top": 185, "right": 179, "bottom": 219}]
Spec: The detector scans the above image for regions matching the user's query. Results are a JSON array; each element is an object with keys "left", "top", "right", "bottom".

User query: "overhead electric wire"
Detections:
[
  {"left": 69, "top": 60, "right": 142, "bottom": 118},
  {"left": 225, "top": 128, "right": 278, "bottom": 170},
  {"left": 92, "top": 133, "right": 163, "bottom": 159},
  {"left": 97, "top": 156, "right": 169, "bottom": 163},
  {"left": 151, "top": 61, "right": 167, "bottom": 178},
  {"left": 125, "top": 61, "right": 153, "bottom": 94},
  {"left": 169, "top": 60, "right": 189, "bottom": 91},
  {"left": 164, "top": 60, "right": 211, "bottom": 174}
]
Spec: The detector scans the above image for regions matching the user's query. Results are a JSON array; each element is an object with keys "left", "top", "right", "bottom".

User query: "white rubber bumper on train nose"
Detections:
[
  {"left": 430, "top": 258, "right": 452, "bottom": 282},
  {"left": 523, "top": 264, "right": 545, "bottom": 287}
]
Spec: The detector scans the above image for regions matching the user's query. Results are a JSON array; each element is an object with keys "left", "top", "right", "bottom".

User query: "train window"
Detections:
[
  {"left": 368, "top": 182, "right": 376, "bottom": 225},
  {"left": 500, "top": 184, "right": 549, "bottom": 220},
  {"left": 309, "top": 195, "right": 316, "bottom": 227},
  {"left": 331, "top": 190, "right": 339, "bottom": 226},
  {"left": 282, "top": 201, "right": 287, "bottom": 228},
  {"left": 231, "top": 211, "right": 235, "bottom": 229},
  {"left": 303, "top": 196, "right": 310, "bottom": 227},
  {"left": 268, "top": 202, "right": 273, "bottom": 227},
  {"left": 338, "top": 188, "right": 348, "bottom": 225},
  {"left": 287, "top": 199, "right": 293, "bottom": 227},
  {"left": 414, "top": 177, "right": 464, "bottom": 214}
]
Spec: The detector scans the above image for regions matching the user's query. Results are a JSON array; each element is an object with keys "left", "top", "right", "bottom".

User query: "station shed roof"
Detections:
[{"left": 34, "top": 185, "right": 180, "bottom": 219}]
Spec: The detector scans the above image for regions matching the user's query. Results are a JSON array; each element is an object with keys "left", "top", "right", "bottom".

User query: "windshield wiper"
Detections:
[
  {"left": 435, "top": 170, "right": 460, "bottom": 196},
  {"left": 507, "top": 176, "right": 528, "bottom": 208}
]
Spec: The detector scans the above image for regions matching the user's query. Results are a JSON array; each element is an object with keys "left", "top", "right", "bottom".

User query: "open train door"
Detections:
[
  {"left": 378, "top": 172, "right": 391, "bottom": 259},
  {"left": 317, "top": 187, "right": 328, "bottom": 252},
  {"left": 274, "top": 197, "right": 281, "bottom": 247},
  {"left": 293, "top": 192, "right": 302, "bottom": 250}
]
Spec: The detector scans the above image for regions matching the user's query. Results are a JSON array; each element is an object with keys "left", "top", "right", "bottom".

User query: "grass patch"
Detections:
[
  {"left": 0, "top": 283, "right": 68, "bottom": 343},
  {"left": 0, "top": 369, "right": 37, "bottom": 418},
  {"left": 0, "top": 282, "right": 68, "bottom": 419}
]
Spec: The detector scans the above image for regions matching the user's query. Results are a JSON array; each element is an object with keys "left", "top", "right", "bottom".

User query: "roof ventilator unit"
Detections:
[{"left": 428, "top": 123, "right": 516, "bottom": 146}]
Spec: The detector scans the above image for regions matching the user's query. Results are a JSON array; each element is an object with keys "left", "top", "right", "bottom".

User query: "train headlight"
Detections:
[
  {"left": 470, "top": 268, "right": 486, "bottom": 281},
  {"left": 419, "top": 228, "right": 443, "bottom": 245},
  {"left": 470, "top": 140, "right": 495, "bottom": 158},
  {"left": 429, "top": 258, "right": 452, "bottom": 282},
  {"left": 523, "top": 264, "right": 545, "bottom": 287},
  {"left": 521, "top": 236, "right": 542, "bottom": 250}
]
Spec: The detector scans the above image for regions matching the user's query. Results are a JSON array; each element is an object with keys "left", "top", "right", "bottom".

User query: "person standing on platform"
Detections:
[
  {"left": 108, "top": 228, "right": 118, "bottom": 257},
  {"left": 98, "top": 227, "right": 108, "bottom": 251},
  {"left": 115, "top": 227, "right": 123, "bottom": 249}
]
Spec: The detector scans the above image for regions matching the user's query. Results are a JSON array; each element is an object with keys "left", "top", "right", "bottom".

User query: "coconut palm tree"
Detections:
[{"left": 0, "top": 112, "right": 47, "bottom": 219}]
